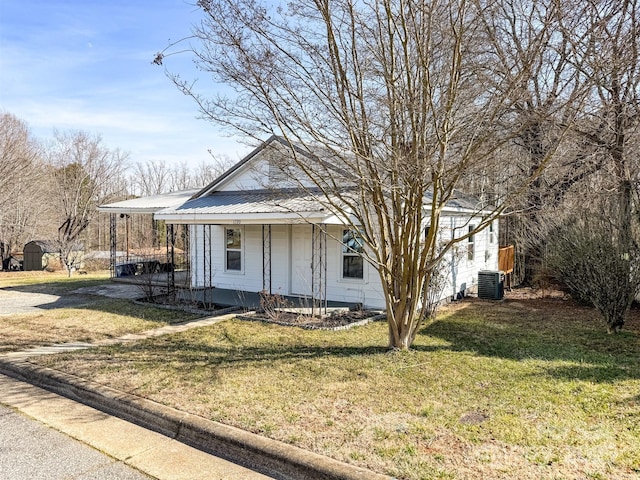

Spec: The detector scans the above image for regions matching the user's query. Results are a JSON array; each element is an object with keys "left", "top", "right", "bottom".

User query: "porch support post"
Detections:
[
  {"left": 166, "top": 223, "right": 176, "bottom": 298},
  {"left": 109, "top": 213, "right": 117, "bottom": 278},
  {"left": 311, "top": 224, "right": 327, "bottom": 315},
  {"left": 323, "top": 225, "right": 327, "bottom": 313},
  {"left": 203, "top": 225, "right": 213, "bottom": 307},
  {"left": 262, "top": 225, "right": 272, "bottom": 294}
]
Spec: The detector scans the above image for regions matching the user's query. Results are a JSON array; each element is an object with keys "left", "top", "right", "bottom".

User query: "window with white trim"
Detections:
[
  {"left": 342, "top": 229, "right": 364, "bottom": 279},
  {"left": 489, "top": 221, "right": 495, "bottom": 244},
  {"left": 225, "top": 227, "right": 242, "bottom": 271},
  {"left": 467, "top": 225, "right": 475, "bottom": 261}
]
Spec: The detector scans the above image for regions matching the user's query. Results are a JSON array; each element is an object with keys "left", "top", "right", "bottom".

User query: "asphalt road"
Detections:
[{"left": 0, "top": 404, "right": 151, "bottom": 480}]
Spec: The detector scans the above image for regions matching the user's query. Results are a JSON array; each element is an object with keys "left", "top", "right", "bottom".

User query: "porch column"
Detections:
[
  {"left": 203, "top": 225, "right": 214, "bottom": 306},
  {"left": 109, "top": 213, "right": 117, "bottom": 278},
  {"left": 166, "top": 223, "right": 176, "bottom": 297},
  {"left": 262, "top": 225, "right": 272, "bottom": 294},
  {"left": 311, "top": 224, "right": 327, "bottom": 315}
]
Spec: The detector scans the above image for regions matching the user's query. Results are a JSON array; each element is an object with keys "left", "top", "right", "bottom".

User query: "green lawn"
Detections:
[{"left": 34, "top": 295, "right": 640, "bottom": 480}]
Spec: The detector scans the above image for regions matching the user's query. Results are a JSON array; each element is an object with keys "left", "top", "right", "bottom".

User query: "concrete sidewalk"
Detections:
[{"left": 0, "top": 373, "right": 273, "bottom": 480}]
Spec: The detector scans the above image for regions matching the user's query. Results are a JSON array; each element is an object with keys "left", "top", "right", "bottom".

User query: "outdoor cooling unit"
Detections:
[{"left": 478, "top": 270, "right": 505, "bottom": 300}]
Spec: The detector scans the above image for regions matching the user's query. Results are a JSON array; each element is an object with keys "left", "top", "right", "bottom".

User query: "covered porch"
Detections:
[
  {"left": 111, "top": 268, "right": 354, "bottom": 311},
  {"left": 156, "top": 189, "right": 376, "bottom": 313},
  {"left": 97, "top": 189, "right": 200, "bottom": 294}
]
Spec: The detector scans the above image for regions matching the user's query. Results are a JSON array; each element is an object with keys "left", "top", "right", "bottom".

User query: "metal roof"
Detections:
[
  {"left": 97, "top": 189, "right": 201, "bottom": 214},
  {"left": 157, "top": 189, "right": 329, "bottom": 217},
  {"left": 424, "top": 190, "right": 486, "bottom": 212},
  {"left": 154, "top": 187, "right": 490, "bottom": 226}
]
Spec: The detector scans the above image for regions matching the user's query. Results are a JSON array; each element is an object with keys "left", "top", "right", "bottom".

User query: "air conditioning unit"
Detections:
[{"left": 478, "top": 270, "right": 505, "bottom": 300}]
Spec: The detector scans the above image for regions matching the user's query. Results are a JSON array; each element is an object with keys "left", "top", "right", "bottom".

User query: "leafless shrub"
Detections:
[
  {"left": 421, "top": 260, "right": 448, "bottom": 321},
  {"left": 545, "top": 216, "right": 640, "bottom": 333},
  {"left": 258, "top": 290, "right": 291, "bottom": 322}
]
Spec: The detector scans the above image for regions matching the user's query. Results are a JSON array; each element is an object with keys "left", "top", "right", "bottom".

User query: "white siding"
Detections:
[
  {"left": 217, "top": 163, "right": 268, "bottom": 192},
  {"left": 269, "top": 225, "right": 290, "bottom": 294},
  {"left": 324, "top": 225, "right": 386, "bottom": 309},
  {"left": 191, "top": 224, "right": 263, "bottom": 291},
  {"left": 439, "top": 215, "right": 499, "bottom": 299},
  {"left": 189, "top": 217, "right": 499, "bottom": 309},
  {"left": 218, "top": 149, "right": 324, "bottom": 192}
]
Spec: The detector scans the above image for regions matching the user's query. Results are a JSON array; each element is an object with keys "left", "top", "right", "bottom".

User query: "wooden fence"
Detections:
[{"left": 498, "top": 245, "right": 515, "bottom": 274}]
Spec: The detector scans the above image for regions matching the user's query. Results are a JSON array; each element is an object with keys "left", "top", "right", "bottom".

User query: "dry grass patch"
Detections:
[
  {"left": 0, "top": 271, "right": 200, "bottom": 352},
  {"left": 0, "top": 270, "right": 110, "bottom": 293},
  {"left": 34, "top": 295, "right": 640, "bottom": 480}
]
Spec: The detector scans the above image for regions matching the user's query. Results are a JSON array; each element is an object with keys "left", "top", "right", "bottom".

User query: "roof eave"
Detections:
[
  {"left": 97, "top": 206, "right": 166, "bottom": 215},
  {"left": 154, "top": 211, "right": 336, "bottom": 225}
]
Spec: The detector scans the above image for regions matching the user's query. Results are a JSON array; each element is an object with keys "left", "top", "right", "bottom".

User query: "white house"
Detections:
[{"left": 154, "top": 136, "right": 500, "bottom": 310}]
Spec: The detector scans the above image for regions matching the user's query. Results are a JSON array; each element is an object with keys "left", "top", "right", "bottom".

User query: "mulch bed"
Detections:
[
  {"left": 134, "top": 294, "right": 386, "bottom": 329},
  {"left": 238, "top": 309, "right": 386, "bottom": 330},
  {"left": 133, "top": 294, "right": 240, "bottom": 316}
]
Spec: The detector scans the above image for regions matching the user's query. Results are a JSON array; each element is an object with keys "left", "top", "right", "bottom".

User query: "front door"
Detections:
[{"left": 290, "top": 224, "right": 313, "bottom": 296}]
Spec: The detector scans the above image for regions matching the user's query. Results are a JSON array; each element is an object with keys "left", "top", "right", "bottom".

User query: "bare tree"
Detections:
[
  {"left": 194, "top": 152, "right": 237, "bottom": 186},
  {"left": 543, "top": 0, "right": 640, "bottom": 330},
  {"left": 475, "top": 0, "right": 596, "bottom": 285},
  {"left": 546, "top": 212, "right": 640, "bottom": 333},
  {"left": 169, "top": 161, "right": 193, "bottom": 191},
  {"left": 0, "top": 113, "right": 45, "bottom": 267},
  {"left": 47, "top": 130, "right": 129, "bottom": 275},
  {"left": 130, "top": 159, "right": 173, "bottom": 196},
  {"left": 575, "top": 0, "right": 640, "bottom": 257},
  {"left": 129, "top": 156, "right": 232, "bottom": 196},
  {"left": 158, "top": 0, "right": 572, "bottom": 349}
]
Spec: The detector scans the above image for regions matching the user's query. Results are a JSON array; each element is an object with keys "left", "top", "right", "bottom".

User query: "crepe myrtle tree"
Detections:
[{"left": 156, "top": 0, "right": 573, "bottom": 349}]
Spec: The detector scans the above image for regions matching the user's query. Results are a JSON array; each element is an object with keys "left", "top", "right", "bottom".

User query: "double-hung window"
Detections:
[
  {"left": 225, "top": 227, "right": 242, "bottom": 271},
  {"left": 342, "top": 229, "right": 364, "bottom": 279}
]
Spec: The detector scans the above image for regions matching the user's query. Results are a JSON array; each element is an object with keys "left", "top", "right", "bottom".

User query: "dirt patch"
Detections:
[
  {"left": 72, "top": 284, "right": 143, "bottom": 299},
  {"left": 459, "top": 411, "right": 489, "bottom": 425}
]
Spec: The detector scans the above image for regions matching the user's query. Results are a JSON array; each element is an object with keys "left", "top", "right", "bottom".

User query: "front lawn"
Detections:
[
  {"left": 0, "top": 271, "right": 200, "bottom": 352},
  {"left": 0, "top": 270, "right": 111, "bottom": 294},
  {"left": 34, "top": 295, "right": 640, "bottom": 479}
]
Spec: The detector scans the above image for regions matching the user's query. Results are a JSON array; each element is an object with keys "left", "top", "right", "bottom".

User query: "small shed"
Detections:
[{"left": 23, "top": 240, "right": 59, "bottom": 271}]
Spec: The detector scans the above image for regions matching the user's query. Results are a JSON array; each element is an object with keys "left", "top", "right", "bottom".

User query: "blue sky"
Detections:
[{"left": 0, "top": 0, "right": 250, "bottom": 167}]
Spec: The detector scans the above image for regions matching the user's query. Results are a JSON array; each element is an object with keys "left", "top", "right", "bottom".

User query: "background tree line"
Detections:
[{"left": 0, "top": 111, "right": 232, "bottom": 270}]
